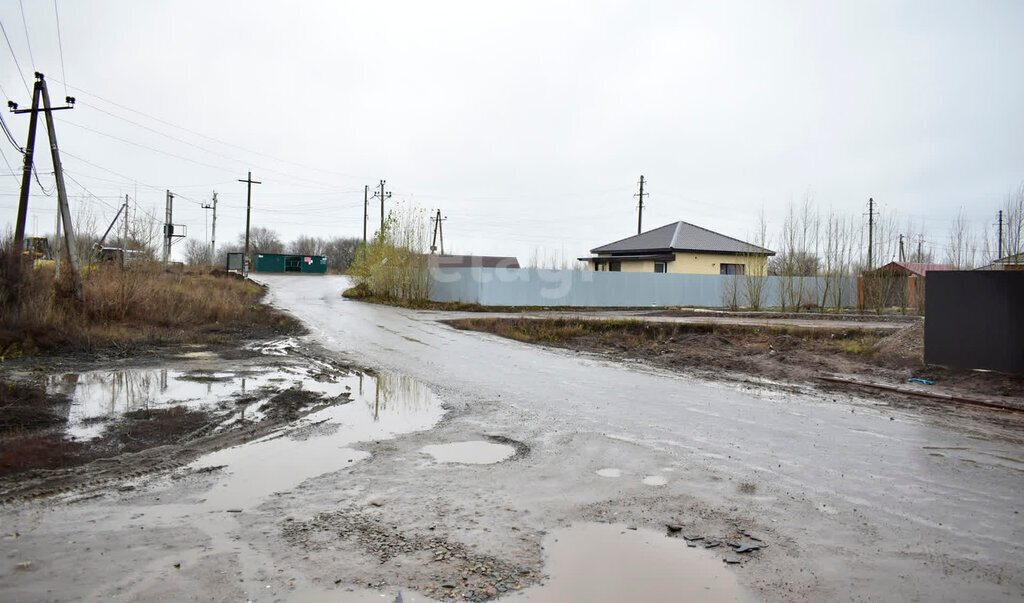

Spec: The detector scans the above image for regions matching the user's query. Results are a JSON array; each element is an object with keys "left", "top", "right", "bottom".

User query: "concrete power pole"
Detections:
[
  {"left": 899, "top": 234, "right": 905, "bottom": 262},
  {"left": 372, "top": 180, "right": 391, "bottom": 235},
  {"left": 866, "top": 198, "right": 875, "bottom": 271},
  {"left": 163, "top": 190, "right": 174, "bottom": 266},
  {"left": 203, "top": 192, "right": 217, "bottom": 266},
  {"left": 238, "top": 171, "right": 262, "bottom": 276},
  {"left": 122, "top": 194, "right": 130, "bottom": 269},
  {"left": 635, "top": 175, "right": 647, "bottom": 235},
  {"left": 11, "top": 73, "right": 80, "bottom": 298},
  {"left": 363, "top": 184, "right": 369, "bottom": 244},
  {"left": 430, "top": 209, "right": 447, "bottom": 254},
  {"left": 998, "top": 209, "right": 1004, "bottom": 260}
]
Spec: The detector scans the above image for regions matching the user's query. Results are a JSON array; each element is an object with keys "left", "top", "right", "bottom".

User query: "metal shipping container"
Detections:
[{"left": 253, "top": 253, "right": 327, "bottom": 274}]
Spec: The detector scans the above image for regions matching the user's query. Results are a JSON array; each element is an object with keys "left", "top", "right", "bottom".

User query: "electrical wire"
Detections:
[
  {"left": 53, "top": 0, "right": 68, "bottom": 96},
  {"left": 0, "top": 19, "right": 31, "bottom": 94},
  {"left": 52, "top": 78, "right": 364, "bottom": 182},
  {"left": 17, "top": 0, "right": 35, "bottom": 72},
  {"left": 0, "top": 112, "right": 23, "bottom": 151}
]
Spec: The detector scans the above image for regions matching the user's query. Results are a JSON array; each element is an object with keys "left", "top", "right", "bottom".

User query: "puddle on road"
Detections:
[
  {"left": 46, "top": 359, "right": 356, "bottom": 440},
  {"left": 512, "top": 524, "right": 751, "bottom": 602},
  {"left": 596, "top": 468, "right": 622, "bottom": 478},
  {"left": 420, "top": 441, "right": 516, "bottom": 464},
  {"left": 191, "top": 373, "right": 444, "bottom": 509},
  {"left": 642, "top": 475, "right": 668, "bottom": 486}
]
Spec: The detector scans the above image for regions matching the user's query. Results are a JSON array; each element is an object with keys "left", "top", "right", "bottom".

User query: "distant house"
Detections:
[
  {"left": 859, "top": 261, "right": 955, "bottom": 309},
  {"left": 429, "top": 254, "right": 520, "bottom": 269},
  {"left": 976, "top": 253, "right": 1024, "bottom": 271},
  {"left": 578, "top": 221, "right": 774, "bottom": 275},
  {"left": 870, "top": 261, "right": 956, "bottom": 277}
]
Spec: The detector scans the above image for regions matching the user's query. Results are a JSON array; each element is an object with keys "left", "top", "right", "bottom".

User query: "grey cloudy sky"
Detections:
[{"left": 2, "top": 0, "right": 1022, "bottom": 264}]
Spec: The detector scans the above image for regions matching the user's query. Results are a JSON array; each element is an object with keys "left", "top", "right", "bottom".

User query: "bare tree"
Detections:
[
  {"left": 742, "top": 209, "right": 769, "bottom": 310},
  {"left": 1002, "top": 183, "right": 1024, "bottom": 264},
  {"left": 945, "top": 208, "right": 977, "bottom": 269},
  {"left": 183, "top": 238, "right": 211, "bottom": 266},
  {"left": 236, "top": 227, "right": 284, "bottom": 256},
  {"left": 322, "top": 237, "right": 361, "bottom": 273}
]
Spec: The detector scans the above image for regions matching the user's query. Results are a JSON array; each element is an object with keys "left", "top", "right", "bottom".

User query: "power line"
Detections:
[
  {"left": 53, "top": 78, "right": 364, "bottom": 183},
  {"left": 53, "top": 0, "right": 68, "bottom": 96},
  {"left": 0, "top": 112, "right": 22, "bottom": 151},
  {"left": 17, "top": 0, "right": 35, "bottom": 72},
  {"left": 0, "top": 19, "right": 31, "bottom": 94}
]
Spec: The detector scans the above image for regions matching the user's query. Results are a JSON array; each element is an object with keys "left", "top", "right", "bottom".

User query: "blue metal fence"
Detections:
[{"left": 430, "top": 268, "right": 857, "bottom": 308}]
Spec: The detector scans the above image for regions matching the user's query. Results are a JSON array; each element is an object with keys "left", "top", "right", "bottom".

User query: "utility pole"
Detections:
[
  {"left": 238, "top": 171, "right": 261, "bottom": 276},
  {"left": 163, "top": 190, "right": 174, "bottom": 266},
  {"left": 122, "top": 194, "right": 130, "bottom": 269},
  {"left": 997, "top": 209, "right": 1004, "bottom": 259},
  {"left": 917, "top": 235, "right": 924, "bottom": 263},
  {"left": 899, "top": 234, "right": 905, "bottom": 262},
  {"left": 10, "top": 74, "right": 78, "bottom": 297},
  {"left": 363, "top": 184, "right": 369, "bottom": 243},
  {"left": 430, "top": 209, "right": 447, "bottom": 254},
  {"left": 203, "top": 191, "right": 217, "bottom": 266},
  {"left": 635, "top": 175, "right": 647, "bottom": 235},
  {"left": 866, "top": 198, "right": 875, "bottom": 271},
  {"left": 372, "top": 180, "right": 391, "bottom": 235}
]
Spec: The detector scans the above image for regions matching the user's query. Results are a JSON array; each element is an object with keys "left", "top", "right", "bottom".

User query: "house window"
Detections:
[
  {"left": 608, "top": 261, "right": 621, "bottom": 272},
  {"left": 720, "top": 263, "right": 745, "bottom": 275},
  {"left": 654, "top": 262, "right": 666, "bottom": 273}
]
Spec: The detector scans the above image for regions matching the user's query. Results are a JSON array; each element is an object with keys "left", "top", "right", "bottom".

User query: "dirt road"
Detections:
[{"left": 1, "top": 274, "right": 1021, "bottom": 601}]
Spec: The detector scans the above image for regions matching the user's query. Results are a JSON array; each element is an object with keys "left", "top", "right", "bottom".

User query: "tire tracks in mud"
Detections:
[{"left": 0, "top": 394, "right": 350, "bottom": 507}]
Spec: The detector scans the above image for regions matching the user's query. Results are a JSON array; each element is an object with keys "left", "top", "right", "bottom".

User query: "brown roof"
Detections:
[{"left": 873, "top": 261, "right": 956, "bottom": 277}]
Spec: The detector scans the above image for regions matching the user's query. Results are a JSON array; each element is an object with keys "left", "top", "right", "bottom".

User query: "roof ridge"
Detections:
[{"left": 675, "top": 220, "right": 768, "bottom": 252}]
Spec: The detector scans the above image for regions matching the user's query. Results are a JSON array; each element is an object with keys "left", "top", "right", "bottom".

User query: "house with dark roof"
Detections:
[{"left": 578, "top": 221, "right": 774, "bottom": 275}]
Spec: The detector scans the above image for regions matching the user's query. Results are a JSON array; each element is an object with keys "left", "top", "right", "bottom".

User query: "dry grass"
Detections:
[
  {"left": 0, "top": 254, "right": 297, "bottom": 355},
  {"left": 447, "top": 317, "right": 885, "bottom": 350}
]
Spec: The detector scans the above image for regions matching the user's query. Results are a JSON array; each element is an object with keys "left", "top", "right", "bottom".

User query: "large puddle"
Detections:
[
  {"left": 512, "top": 524, "right": 751, "bottom": 602},
  {"left": 193, "top": 372, "right": 443, "bottom": 509},
  {"left": 46, "top": 358, "right": 365, "bottom": 440}
]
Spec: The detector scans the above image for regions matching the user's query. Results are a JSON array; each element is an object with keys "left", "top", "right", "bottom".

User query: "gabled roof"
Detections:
[
  {"left": 873, "top": 261, "right": 955, "bottom": 277},
  {"left": 590, "top": 221, "right": 774, "bottom": 256}
]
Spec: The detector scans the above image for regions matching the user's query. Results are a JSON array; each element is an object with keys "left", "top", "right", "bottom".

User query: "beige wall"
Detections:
[{"left": 591, "top": 252, "right": 768, "bottom": 275}]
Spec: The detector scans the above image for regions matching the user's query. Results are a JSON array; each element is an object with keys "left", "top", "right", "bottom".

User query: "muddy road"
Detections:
[{"left": 1, "top": 274, "right": 1022, "bottom": 602}]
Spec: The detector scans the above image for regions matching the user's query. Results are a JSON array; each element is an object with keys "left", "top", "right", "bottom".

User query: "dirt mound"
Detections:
[{"left": 871, "top": 322, "right": 924, "bottom": 361}]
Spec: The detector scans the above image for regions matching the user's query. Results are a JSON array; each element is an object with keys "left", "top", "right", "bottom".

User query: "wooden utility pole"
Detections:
[
  {"left": 899, "top": 234, "right": 905, "bottom": 262},
  {"left": 163, "top": 190, "right": 174, "bottom": 266},
  {"left": 635, "top": 175, "right": 647, "bottom": 235},
  {"left": 238, "top": 171, "right": 261, "bottom": 275}
]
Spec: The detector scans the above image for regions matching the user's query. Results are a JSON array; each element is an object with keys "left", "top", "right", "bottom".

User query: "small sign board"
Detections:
[{"left": 226, "top": 252, "right": 244, "bottom": 272}]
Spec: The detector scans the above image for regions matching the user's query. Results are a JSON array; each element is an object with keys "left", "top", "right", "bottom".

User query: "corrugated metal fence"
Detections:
[{"left": 430, "top": 268, "right": 858, "bottom": 308}]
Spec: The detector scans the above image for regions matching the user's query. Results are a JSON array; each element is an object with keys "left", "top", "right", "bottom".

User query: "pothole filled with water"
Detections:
[
  {"left": 420, "top": 440, "right": 517, "bottom": 464},
  {"left": 513, "top": 523, "right": 752, "bottom": 602}
]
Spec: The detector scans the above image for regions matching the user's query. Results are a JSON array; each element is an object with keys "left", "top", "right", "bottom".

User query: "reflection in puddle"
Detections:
[
  {"left": 46, "top": 360, "right": 357, "bottom": 440},
  {"left": 514, "top": 524, "right": 751, "bottom": 602},
  {"left": 420, "top": 441, "right": 516, "bottom": 464},
  {"left": 191, "top": 372, "right": 444, "bottom": 509}
]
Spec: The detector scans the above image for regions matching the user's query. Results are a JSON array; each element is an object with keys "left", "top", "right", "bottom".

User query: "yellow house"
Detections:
[{"left": 579, "top": 221, "right": 774, "bottom": 275}]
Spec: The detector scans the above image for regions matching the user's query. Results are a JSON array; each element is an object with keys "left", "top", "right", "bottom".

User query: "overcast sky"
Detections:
[{"left": 2, "top": 1, "right": 1022, "bottom": 264}]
